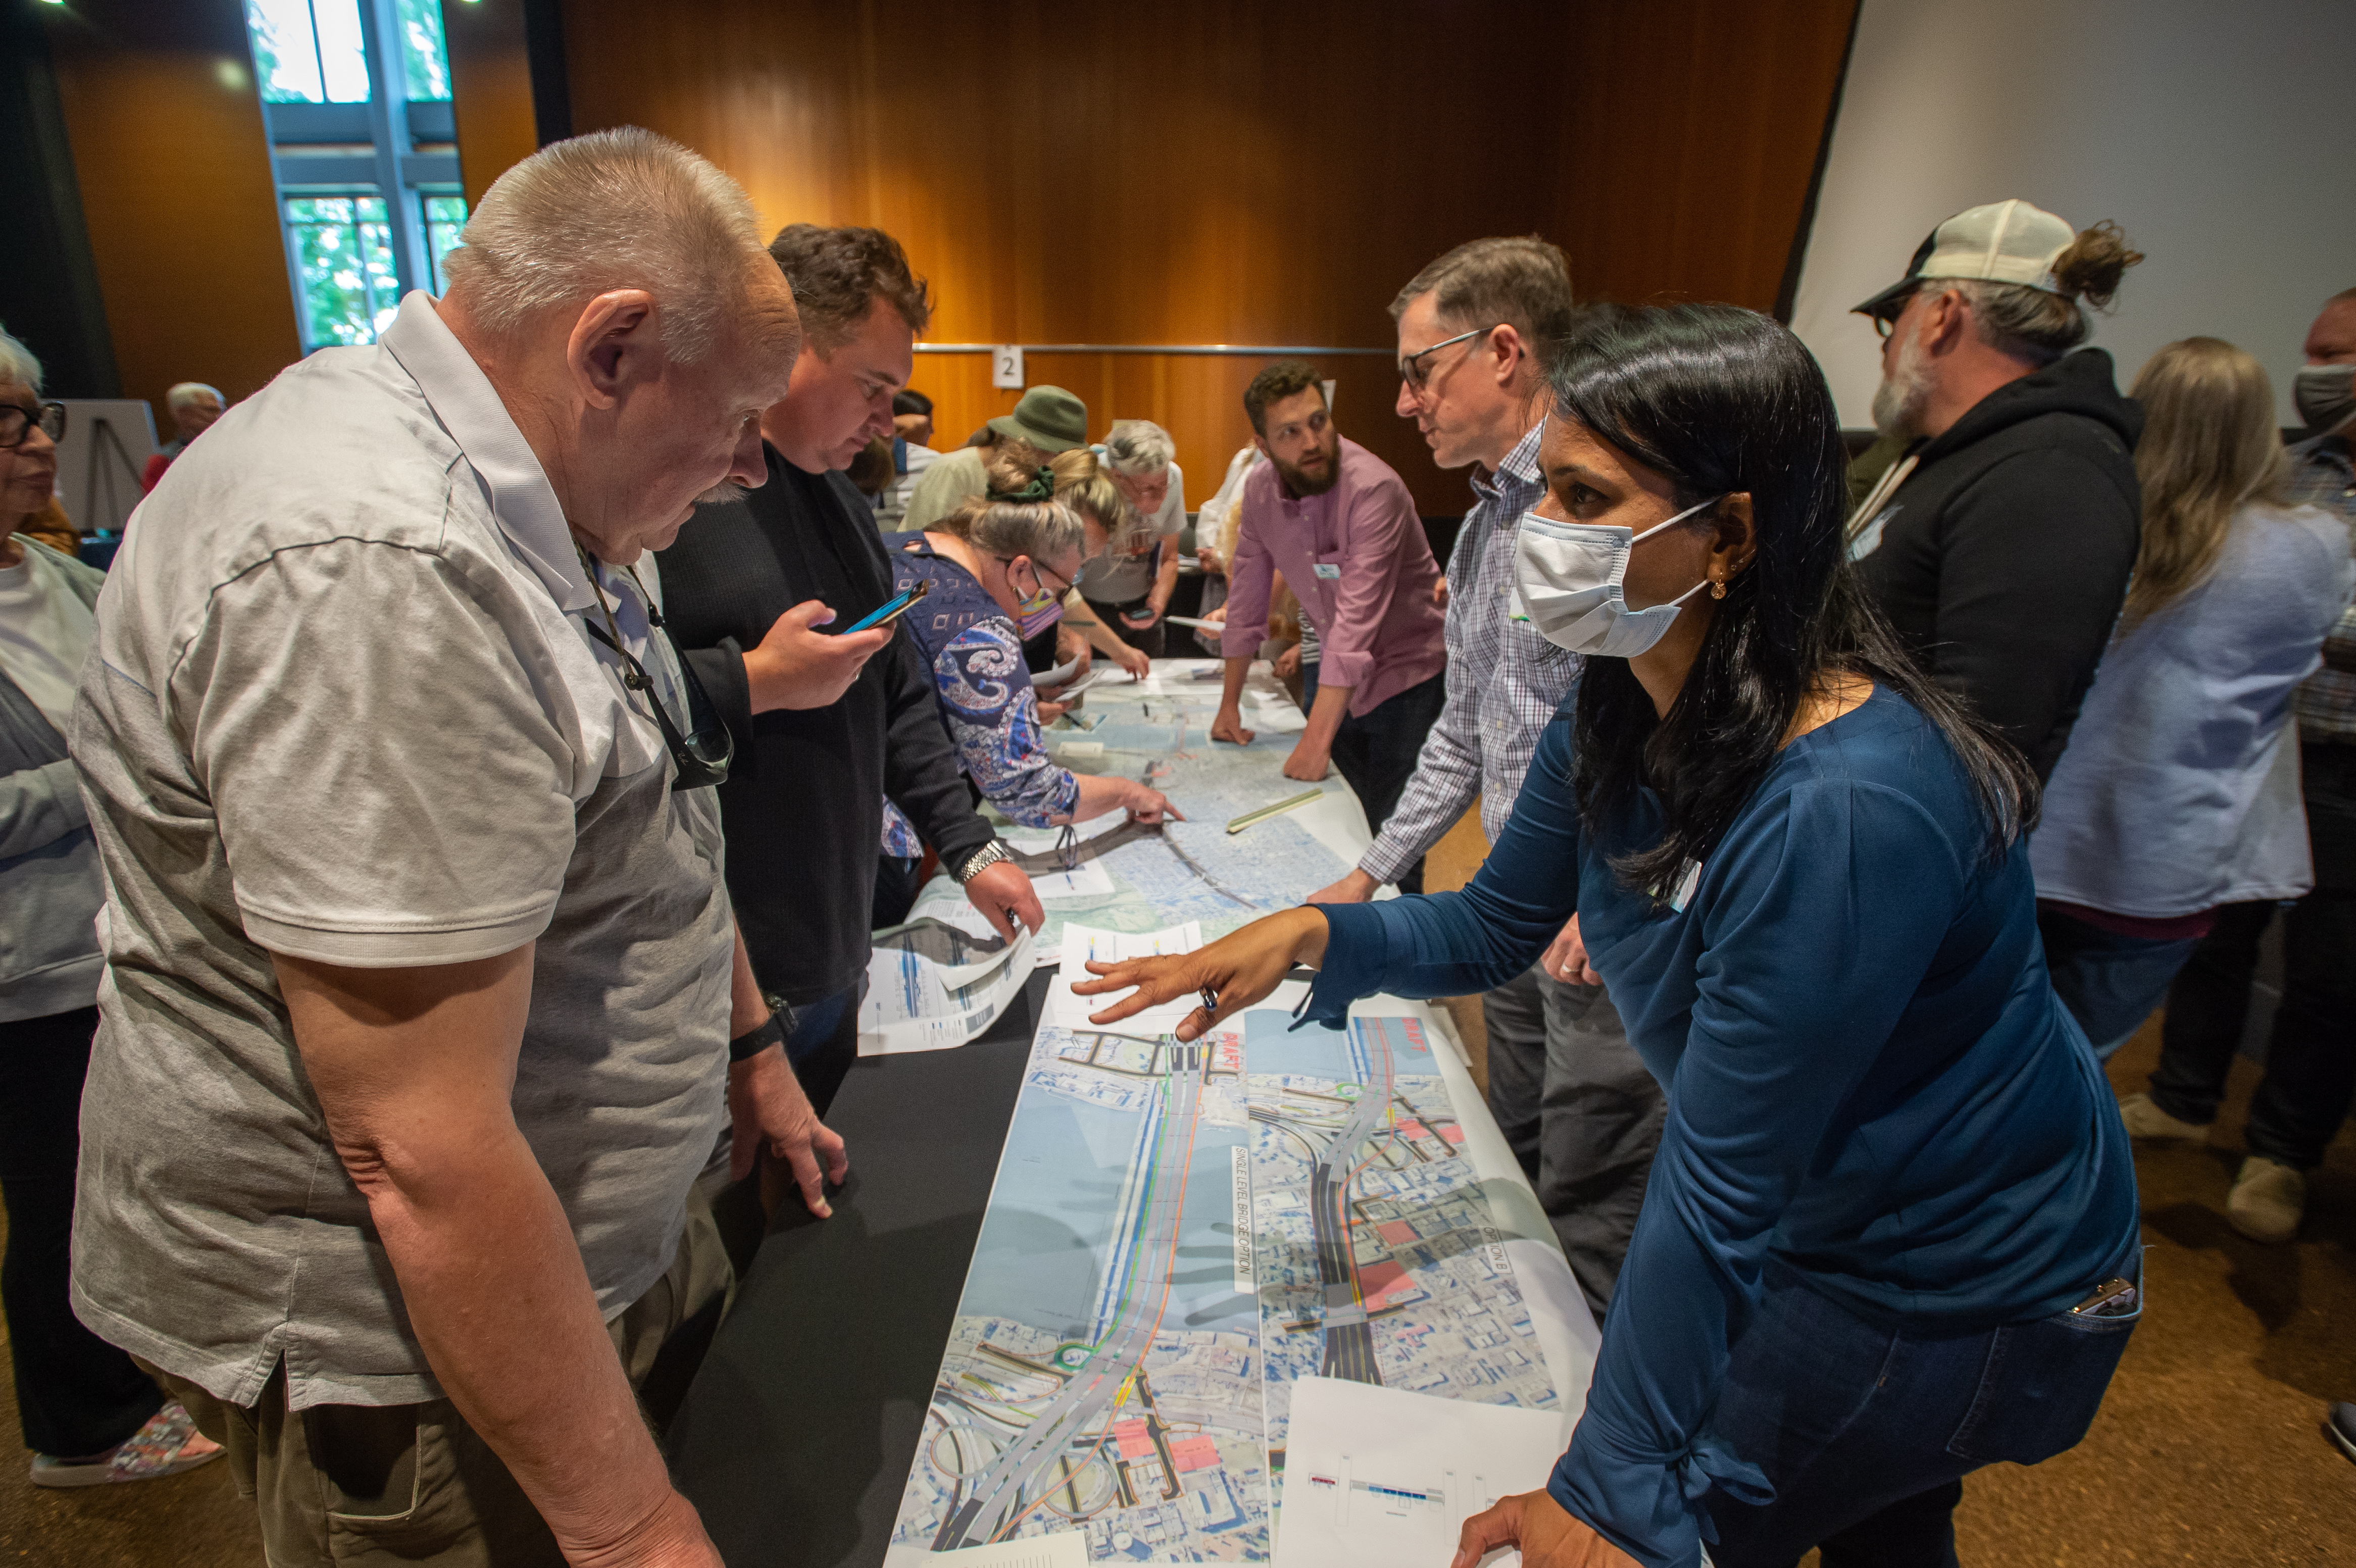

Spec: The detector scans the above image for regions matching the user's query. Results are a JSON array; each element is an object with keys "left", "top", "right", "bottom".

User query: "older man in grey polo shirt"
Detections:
[{"left": 68, "top": 130, "right": 878, "bottom": 1567}]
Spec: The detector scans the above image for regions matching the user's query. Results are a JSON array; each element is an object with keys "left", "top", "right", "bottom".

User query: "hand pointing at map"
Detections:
[{"left": 1072, "top": 906, "right": 1332, "bottom": 1041}]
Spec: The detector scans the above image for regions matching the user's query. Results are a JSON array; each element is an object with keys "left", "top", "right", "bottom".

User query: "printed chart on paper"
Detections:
[{"left": 883, "top": 1011, "right": 1564, "bottom": 1566}]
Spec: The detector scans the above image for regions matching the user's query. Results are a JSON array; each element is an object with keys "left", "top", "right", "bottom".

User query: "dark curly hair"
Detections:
[
  {"left": 766, "top": 223, "right": 932, "bottom": 352},
  {"left": 1242, "top": 360, "right": 1326, "bottom": 436}
]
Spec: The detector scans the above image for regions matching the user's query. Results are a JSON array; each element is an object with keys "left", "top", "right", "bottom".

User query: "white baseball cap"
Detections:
[{"left": 1853, "top": 199, "right": 2077, "bottom": 320}]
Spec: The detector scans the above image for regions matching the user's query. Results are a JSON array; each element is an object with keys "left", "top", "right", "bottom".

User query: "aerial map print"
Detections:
[
  {"left": 884, "top": 1012, "right": 1563, "bottom": 1566},
  {"left": 897, "top": 667, "right": 1359, "bottom": 959}
]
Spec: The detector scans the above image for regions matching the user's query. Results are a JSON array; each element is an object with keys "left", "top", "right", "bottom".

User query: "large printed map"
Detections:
[
  {"left": 900, "top": 666, "right": 1358, "bottom": 956},
  {"left": 883, "top": 1013, "right": 1562, "bottom": 1566}
]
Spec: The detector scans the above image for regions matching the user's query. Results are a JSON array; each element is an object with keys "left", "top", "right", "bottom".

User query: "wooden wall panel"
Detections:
[
  {"left": 40, "top": 0, "right": 299, "bottom": 438},
  {"left": 1553, "top": 0, "right": 1859, "bottom": 311},
  {"left": 444, "top": 0, "right": 541, "bottom": 208},
  {"left": 557, "top": 0, "right": 1585, "bottom": 514},
  {"left": 556, "top": 0, "right": 1857, "bottom": 514}
]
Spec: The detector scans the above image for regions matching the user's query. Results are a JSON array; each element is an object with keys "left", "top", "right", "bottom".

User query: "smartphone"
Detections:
[{"left": 841, "top": 578, "right": 929, "bottom": 635}]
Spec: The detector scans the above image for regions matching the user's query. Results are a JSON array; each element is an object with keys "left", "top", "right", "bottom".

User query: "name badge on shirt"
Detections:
[
  {"left": 1670, "top": 858, "right": 1701, "bottom": 914},
  {"left": 1312, "top": 563, "right": 1341, "bottom": 580},
  {"left": 1848, "top": 504, "right": 1899, "bottom": 562}
]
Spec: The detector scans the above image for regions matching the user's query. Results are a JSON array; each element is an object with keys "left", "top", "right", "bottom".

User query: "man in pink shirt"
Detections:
[{"left": 1213, "top": 362, "right": 1448, "bottom": 890}]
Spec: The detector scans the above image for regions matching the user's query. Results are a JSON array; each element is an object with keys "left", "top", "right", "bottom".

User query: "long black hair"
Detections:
[{"left": 1550, "top": 302, "right": 2037, "bottom": 900}]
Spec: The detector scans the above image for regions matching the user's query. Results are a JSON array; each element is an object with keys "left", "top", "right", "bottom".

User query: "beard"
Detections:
[
  {"left": 693, "top": 480, "right": 749, "bottom": 508},
  {"left": 1870, "top": 327, "right": 1934, "bottom": 439},
  {"left": 1275, "top": 440, "right": 1342, "bottom": 497}
]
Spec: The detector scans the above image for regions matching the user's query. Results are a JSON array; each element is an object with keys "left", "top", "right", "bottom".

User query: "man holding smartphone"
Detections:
[{"left": 661, "top": 225, "right": 1041, "bottom": 1114}]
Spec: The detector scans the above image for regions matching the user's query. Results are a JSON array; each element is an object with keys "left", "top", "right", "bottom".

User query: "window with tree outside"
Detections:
[{"left": 242, "top": 0, "right": 470, "bottom": 350}]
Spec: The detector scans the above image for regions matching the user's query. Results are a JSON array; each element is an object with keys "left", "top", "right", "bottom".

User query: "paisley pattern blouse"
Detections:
[{"left": 882, "top": 539, "right": 1081, "bottom": 843}]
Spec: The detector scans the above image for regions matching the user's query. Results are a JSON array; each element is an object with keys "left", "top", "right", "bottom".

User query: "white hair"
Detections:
[
  {"left": 0, "top": 326, "right": 42, "bottom": 394},
  {"left": 440, "top": 126, "right": 774, "bottom": 364},
  {"left": 1102, "top": 419, "right": 1175, "bottom": 477},
  {"left": 167, "top": 382, "right": 223, "bottom": 413}
]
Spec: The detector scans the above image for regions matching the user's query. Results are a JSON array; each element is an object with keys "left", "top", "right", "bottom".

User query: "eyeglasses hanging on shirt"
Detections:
[{"left": 574, "top": 544, "right": 734, "bottom": 790}]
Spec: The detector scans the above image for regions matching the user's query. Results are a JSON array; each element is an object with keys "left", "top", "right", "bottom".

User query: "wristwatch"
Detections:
[
  {"left": 728, "top": 992, "right": 793, "bottom": 1063},
  {"left": 954, "top": 839, "right": 1014, "bottom": 885}
]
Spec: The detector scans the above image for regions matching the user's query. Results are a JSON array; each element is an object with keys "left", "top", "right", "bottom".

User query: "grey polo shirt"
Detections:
[{"left": 69, "top": 291, "right": 736, "bottom": 1410}]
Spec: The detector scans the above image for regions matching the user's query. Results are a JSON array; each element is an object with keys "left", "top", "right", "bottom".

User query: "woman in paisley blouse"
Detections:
[{"left": 889, "top": 445, "right": 1180, "bottom": 830}]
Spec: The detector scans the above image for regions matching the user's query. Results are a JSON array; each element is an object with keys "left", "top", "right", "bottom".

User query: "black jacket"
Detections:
[
  {"left": 1854, "top": 348, "right": 2141, "bottom": 783},
  {"left": 657, "top": 446, "right": 995, "bottom": 1004}
]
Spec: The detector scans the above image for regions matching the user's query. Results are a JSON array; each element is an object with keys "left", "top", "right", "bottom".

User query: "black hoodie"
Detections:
[{"left": 1853, "top": 348, "right": 2142, "bottom": 783}]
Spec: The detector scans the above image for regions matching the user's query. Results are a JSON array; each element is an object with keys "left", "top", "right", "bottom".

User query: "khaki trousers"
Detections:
[{"left": 145, "top": 1192, "right": 734, "bottom": 1567}]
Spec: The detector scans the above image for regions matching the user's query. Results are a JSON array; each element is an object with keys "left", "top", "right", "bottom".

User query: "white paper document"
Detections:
[
  {"left": 859, "top": 921, "right": 1036, "bottom": 1056},
  {"left": 1047, "top": 921, "right": 1203, "bottom": 1036},
  {"left": 1137, "top": 661, "right": 1227, "bottom": 694},
  {"left": 1275, "top": 1378, "right": 1568, "bottom": 1568}
]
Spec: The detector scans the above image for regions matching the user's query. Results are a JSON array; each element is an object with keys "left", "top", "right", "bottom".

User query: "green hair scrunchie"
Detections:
[{"left": 985, "top": 466, "right": 1056, "bottom": 504}]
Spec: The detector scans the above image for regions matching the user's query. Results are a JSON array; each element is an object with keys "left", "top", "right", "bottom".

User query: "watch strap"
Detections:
[
  {"left": 954, "top": 839, "right": 1014, "bottom": 884},
  {"left": 728, "top": 1007, "right": 788, "bottom": 1064}
]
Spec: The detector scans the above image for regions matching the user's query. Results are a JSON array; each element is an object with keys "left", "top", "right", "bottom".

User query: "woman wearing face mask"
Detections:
[
  {"left": 1075, "top": 304, "right": 2138, "bottom": 1568},
  {"left": 888, "top": 446, "right": 1180, "bottom": 830}
]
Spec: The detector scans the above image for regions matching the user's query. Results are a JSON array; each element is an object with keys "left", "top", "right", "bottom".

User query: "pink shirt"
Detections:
[{"left": 1221, "top": 437, "right": 1447, "bottom": 717}]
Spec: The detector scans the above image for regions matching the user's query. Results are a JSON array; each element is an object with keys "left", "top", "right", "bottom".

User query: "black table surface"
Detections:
[{"left": 668, "top": 970, "right": 1051, "bottom": 1568}]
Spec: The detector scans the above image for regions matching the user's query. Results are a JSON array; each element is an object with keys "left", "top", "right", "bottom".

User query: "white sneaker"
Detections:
[
  {"left": 2227, "top": 1155, "right": 2305, "bottom": 1244},
  {"left": 2117, "top": 1093, "right": 2209, "bottom": 1144}
]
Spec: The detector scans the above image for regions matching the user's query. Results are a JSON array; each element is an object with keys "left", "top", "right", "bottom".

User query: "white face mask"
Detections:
[{"left": 1510, "top": 496, "right": 1722, "bottom": 658}]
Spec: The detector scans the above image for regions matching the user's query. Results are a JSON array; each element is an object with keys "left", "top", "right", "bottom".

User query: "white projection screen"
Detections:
[{"left": 1789, "top": 0, "right": 2356, "bottom": 430}]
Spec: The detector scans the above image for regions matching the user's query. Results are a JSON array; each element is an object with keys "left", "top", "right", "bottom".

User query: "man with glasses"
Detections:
[
  {"left": 67, "top": 132, "right": 857, "bottom": 1567},
  {"left": 1845, "top": 198, "right": 2143, "bottom": 784},
  {"left": 1300, "top": 238, "right": 1657, "bottom": 1320},
  {"left": 1212, "top": 361, "right": 1447, "bottom": 888},
  {"left": 660, "top": 223, "right": 1042, "bottom": 1116}
]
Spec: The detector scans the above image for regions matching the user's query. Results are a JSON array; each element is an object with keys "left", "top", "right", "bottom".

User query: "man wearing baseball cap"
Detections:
[
  {"left": 897, "top": 384, "right": 1090, "bottom": 530},
  {"left": 1846, "top": 198, "right": 2145, "bottom": 783}
]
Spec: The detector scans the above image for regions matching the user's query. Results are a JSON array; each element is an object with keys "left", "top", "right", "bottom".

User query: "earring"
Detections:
[{"left": 1710, "top": 578, "right": 1727, "bottom": 599}]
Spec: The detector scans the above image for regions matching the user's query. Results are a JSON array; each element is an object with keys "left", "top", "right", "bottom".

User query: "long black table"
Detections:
[{"left": 667, "top": 971, "right": 1052, "bottom": 1568}]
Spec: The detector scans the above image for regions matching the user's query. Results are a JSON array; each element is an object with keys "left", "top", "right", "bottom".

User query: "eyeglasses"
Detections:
[
  {"left": 1000, "top": 554, "right": 1074, "bottom": 599},
  {"left": 1398, "top": 325, "right": 1499, "bottom": 393},
  {"left": 575, "top": 548, "right": 733, "bottom": 791},
  {"left": 1867, "top": 287, "right": 1921, "bottom": 342},
  {"left": 0, "top": 402, "right": 65, "bottom": 449}
]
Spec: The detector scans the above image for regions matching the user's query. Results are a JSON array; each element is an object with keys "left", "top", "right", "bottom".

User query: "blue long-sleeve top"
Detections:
[{"left": 1310, "top": 685, "right": 2138, "bottom": 1567}]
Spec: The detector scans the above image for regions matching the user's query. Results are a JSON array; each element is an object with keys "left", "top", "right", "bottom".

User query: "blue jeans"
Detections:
[
  {"left": 782, "top": 983, "right": 860, "bottom": 1119},
  {"left": 1705, "top": 1256, "right": 2140, "bottom": 1567},
  {"left": 2035, "top": 904, "right": 2201, "bottom": 1060},
  {"left": 2148, "top": 740, "right": 2356, "bottom": 1169}
]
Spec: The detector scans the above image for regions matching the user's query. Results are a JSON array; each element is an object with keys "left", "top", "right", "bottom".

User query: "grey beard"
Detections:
[
  {"left": 694, "top": 480, "right": 749, "bottom": 508},
  {"left": 1871, "top": 332, "right": 1932, "bottom": 439}
]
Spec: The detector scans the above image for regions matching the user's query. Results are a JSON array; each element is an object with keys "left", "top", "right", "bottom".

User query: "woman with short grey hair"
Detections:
[
  {"left": 1079, "top": 418, "right": 1186, "bottom": 657},
  {"left": 0, "top": 325, "right": 224, "bottom": 1488}
]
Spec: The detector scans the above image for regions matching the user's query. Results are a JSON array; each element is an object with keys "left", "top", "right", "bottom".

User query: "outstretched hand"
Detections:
[
  {"left": 1070, "top": 907, "right": 1328, "bottom": 1042},
  {"left": 1450, "top": 1489, "right": 1638, "bottom": 1568}
]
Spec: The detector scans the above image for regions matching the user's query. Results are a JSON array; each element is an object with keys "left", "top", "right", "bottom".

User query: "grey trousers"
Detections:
[{"left": 1483, "top": 964, "right": 1665, "bottom": 1319}]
